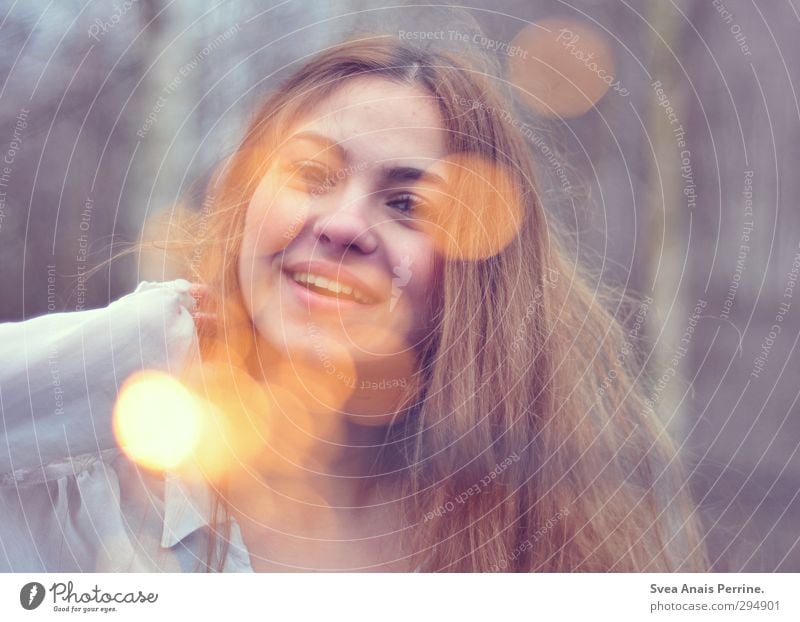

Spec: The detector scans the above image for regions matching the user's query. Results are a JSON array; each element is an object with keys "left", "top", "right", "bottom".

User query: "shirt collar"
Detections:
[{"left": 160, "top": 460, "right": 227, "bottom": 548}]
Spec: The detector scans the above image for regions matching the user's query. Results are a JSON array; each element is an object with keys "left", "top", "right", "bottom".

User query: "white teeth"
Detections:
[{"left": 290, "top": 272, "right": 374, "bottom": 304}]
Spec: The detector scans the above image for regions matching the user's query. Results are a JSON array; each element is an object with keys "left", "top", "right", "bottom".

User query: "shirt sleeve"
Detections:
[{"left": 0, "top": 279, "right": 199, "bottom": 477}]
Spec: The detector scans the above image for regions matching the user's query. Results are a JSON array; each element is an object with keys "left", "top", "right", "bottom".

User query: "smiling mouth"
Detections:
[{"left": 289, "top": 271, "right": 377, "bottom": 304}]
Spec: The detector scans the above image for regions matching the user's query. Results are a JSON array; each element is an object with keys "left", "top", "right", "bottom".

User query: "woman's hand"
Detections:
[{"left": 187, "top": 282, "right": 217, "bottom": 333}]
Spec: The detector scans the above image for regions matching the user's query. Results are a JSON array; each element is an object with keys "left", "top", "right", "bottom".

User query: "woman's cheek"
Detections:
[
  {"left": 244, "top": 174, "right": 310, "bottom": 256},
  {"left": 407, "top": 234, "right": 439, "bottom": 294},
  {"left": 389, "top": 236, "right": 440, "bottom": 332}
]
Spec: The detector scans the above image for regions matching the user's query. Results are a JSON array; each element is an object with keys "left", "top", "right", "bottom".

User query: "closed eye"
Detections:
[{"left": 283, "top": 160, "right": 332, "bottom": 194}]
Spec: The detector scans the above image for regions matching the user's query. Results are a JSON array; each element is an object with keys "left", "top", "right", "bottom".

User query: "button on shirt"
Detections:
[{"left": 0, "top": 280, "right": 253, "bottom": 572}]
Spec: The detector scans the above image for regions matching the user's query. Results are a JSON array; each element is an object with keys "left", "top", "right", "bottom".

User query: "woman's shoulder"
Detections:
[{"left": 0, "top": 447, "right": 192, "bottom": 572}]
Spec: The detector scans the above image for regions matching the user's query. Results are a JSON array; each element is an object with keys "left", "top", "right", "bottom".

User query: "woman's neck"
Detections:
[
  {"left": 244, "top": 419, "right": 390, "bottom": 504},
  {"left": 218, "top": 354, "right": 413, "bottom": 569}
]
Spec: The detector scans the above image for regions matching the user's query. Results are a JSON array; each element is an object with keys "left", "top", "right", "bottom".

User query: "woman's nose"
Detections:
[{"left": 311, "top": 204, "right": 378, "bottom": 255}]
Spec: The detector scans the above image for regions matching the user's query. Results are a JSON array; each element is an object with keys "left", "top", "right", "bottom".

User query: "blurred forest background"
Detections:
[{"left": 0, "top": 0, "right": 798, "bottom": 570}]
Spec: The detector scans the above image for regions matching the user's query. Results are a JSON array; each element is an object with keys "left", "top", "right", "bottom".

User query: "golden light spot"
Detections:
[
  {"left": 421, "top": 154, "right": 522, "bottom": 260},
  {"left": 509, "top": 19, "right": 617, "bottom": 118},
  {"left": 113, "top": 371, "right": 202, "bottom": 472},
  {"left": 178, "top": 361, "right": 273, "bottom": 483}
]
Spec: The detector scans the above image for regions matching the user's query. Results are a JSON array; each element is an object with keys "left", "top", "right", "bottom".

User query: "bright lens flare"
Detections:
[
  {"left": 421, "top": 154, "right": 523, "bottom": 260},
  {"left": 113, "top": 370, "right": 202, "bottom": 471},
  {"left": 509, "top": 19, "right": 617, "bottom": 118}
]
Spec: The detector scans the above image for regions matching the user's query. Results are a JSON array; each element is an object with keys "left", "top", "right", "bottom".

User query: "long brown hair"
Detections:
[{"left": 152, "top": 36, "right": 707, "bottom": 572}]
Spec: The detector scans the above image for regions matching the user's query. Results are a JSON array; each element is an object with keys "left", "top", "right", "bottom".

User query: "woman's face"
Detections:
[{"left": 238, "top": 77, "right": 446, "bottom": 377}]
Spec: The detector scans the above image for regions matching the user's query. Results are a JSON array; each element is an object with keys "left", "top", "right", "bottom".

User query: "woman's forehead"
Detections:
[{"left": 288, "top": 78, "right": 447, "bottom": 166}]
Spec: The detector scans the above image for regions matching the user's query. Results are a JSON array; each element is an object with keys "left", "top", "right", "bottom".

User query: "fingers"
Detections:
[
  {"left": 188, "top": 284, "right": 217, "bottom": 329},
  {"left": 188, "top": 282, "right": 211, "bottom": 303}
]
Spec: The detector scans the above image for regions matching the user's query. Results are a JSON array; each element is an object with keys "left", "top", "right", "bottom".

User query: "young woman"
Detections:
[{"left": 0, "top": 37, "right": 707, "bottom": 572}]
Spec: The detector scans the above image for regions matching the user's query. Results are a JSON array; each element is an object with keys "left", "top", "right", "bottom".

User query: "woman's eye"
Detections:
[{"left": 387, "top": 193, "right": 425, "bottom": 214}]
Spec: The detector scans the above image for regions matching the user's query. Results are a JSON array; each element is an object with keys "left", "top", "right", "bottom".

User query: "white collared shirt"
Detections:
[{"left": 0, "top": 280, "right": 253, "bottom": 572}]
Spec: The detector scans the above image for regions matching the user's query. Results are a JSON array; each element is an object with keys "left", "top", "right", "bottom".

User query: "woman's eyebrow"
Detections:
[
  {"left": 284, "top": 131, "right": 447, "bottom": 186},
  {"left": 381, "top": 166, "right": 447, "bottom": 188},
  {"left": 284, "top": 131, "right": 346, "bottom": 159}
]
